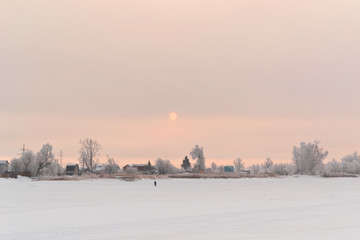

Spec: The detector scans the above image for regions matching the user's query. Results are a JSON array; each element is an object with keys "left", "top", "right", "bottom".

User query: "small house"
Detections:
[
  {"left": 65, "top": 164, "right": 79, "bottom": 176},
  {"left": 224, "top": 166, "right": 235, "bottom": 173},
  {"left": 94, "top": 164, "right": 107, "bottom": 173},
  {"left": 0, "top": 160, "right": 9, "bottom": 174},
  {"left": 123, "top": 164, "right": 146, "bottom": 173}
]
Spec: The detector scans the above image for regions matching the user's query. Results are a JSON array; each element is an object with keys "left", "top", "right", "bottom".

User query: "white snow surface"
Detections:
[{"left": 1, "top": 176, "right": 360, "bottom": 240}]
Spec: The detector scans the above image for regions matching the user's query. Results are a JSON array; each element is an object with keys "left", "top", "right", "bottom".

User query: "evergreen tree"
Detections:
[
  {"left": 145, "top": 160, "right": 153, "bottom": 172},
  {"left": 181, "top": 156, "right": 191, "bottom": 170}
]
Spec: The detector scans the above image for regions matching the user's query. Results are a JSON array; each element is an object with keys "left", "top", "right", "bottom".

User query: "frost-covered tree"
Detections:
[
  {"left": 325, "top": 159, "right": 342, "bottom": 174},
  {"left": 233, "top": 158, "right": 245, "bottom": 172},
  {"left": 249, "top": 164, "right": 261, "bottom": 174},
  {"left": 262, "top": 158, "right": 273, "bottom": 173},
  {"left": 190, "top": 145, "right": 205, "bottom": 171},
  {"left": 42, "top": 159, "right": 62, "bottom": 176},
  {"left": 217, "top": 165, "right": 224, "bottom": 173},
  {"left": 34, "top": 143, "right": 55, "bottom": 176},
  {"left": 9, "top": 158, "right": 22, "bottom": 172},
  {"left": 79, "top": 138, "right": 102, "bottom": 172},
  {"left": 181, "top": 156, "right": 191, "bottom": 170},
  {"left": 9, "top": 145, "right": 59, "bottom": 177},
  {"left": 155, "top": 158, "right": 178, "bottom": 174},
  {"left": 292, "top": 141, "right": 328, "bottom": 175},
  {"left": 341, "top": 152, "right": 360, "bottom": 174},
  {"left": 20, "top": 150, "right": 35, "bottom": 173},
  {"left": 273, "top": 163, "right": 293, "bottom": 175},
  {"left": 50, "top": 160, "right": 62, "bottom": 175},
  {"left": 105, "top": 156, "right": 120, "bottom": 174}
]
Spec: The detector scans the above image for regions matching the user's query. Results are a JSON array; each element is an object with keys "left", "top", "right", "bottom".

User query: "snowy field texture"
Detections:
[{"left": 1, "top": 176, "right": 360, "bottom": 240}]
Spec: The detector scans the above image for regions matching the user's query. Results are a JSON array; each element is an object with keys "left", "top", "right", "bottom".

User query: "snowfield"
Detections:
[{"left": 1, "top": 176, "right": 360, "bottom": 240}]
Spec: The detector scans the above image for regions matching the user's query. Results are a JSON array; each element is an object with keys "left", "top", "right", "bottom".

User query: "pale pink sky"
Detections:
[{"left": 1, "top": 1, "right": 360, "bottom": 167}]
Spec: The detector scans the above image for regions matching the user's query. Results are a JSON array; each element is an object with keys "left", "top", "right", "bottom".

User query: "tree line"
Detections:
[{"left": 7, "top": 139, "right": 360, "bottom": 177}]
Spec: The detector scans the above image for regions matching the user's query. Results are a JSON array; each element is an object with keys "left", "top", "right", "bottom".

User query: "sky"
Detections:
[{"left": 1, "top": 0, "right": 360, "bottom": 168}]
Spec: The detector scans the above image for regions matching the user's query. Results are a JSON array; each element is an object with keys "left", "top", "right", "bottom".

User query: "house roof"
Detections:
[
  {"left": 132, "top": 164, "right": 146, "bottom": 167},
  {"left": 123, "top": 164, "right": 146, "bottom": 168},
  {"left": 95, "top": 164, "right": 107, "bottom": 167},
  {"left": 0, "top": 160, "right": 9, "bottom": 165},
  {"left": 66, "top": 164, "right": 78, "bottom": 167}
]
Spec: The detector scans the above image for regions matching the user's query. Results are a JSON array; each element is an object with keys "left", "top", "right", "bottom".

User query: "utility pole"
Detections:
[
  {"left": 18, "top": 144, "right": 26, "bottom": 155},
  {"left": 60, "top": 150, "right": 63, "bottom": 168}
]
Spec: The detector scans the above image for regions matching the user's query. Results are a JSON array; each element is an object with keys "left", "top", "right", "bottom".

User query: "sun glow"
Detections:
[{"left": 169, "top": 112, "right": 178, "bottom": 121}]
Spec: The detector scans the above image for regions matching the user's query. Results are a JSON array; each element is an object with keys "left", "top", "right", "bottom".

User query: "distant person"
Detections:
[{"left": 154, "top": 180, "right": 157, "bottom": 187}]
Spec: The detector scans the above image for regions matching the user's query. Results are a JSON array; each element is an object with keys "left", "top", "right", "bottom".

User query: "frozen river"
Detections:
[{"left": 1, "top": 176, "right": 360, "bottom": 240}]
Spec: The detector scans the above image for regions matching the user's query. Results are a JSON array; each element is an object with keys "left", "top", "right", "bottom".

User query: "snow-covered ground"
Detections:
[{"left": 1, "top": 176, "right": 360, "bottom": 240}]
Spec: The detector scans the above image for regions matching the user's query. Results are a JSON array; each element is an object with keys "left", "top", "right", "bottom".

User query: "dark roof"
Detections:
[
  {"left": 133, "top": 164, "right": 146, "bottom": 167},
  {"left": 66, "top": 164, "right": 78, "bottom": 167},
  {"left": 66, "top": 164, "right": 79, "bottom": 171}
]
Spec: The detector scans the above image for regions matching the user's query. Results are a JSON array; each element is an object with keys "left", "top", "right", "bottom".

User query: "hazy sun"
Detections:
[{"left": 169, "top": 112, "right": 178, "bottom": 121}]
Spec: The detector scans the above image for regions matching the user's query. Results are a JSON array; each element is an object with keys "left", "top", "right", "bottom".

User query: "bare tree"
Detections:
[
  {"left": 190, "top": 145, "right": 205, "bottom": 171},
  {"left": 292, "top": 141, "right": 328, "bottom": 175},
  {"left": 233, "top": 158, "right": 245, "bottom": 172},
  {"left": 79, "top": 138, "right": 102, "bottom": 172},
  {"left": 34, "top": 143, "right": 55, "bottom": 176}
]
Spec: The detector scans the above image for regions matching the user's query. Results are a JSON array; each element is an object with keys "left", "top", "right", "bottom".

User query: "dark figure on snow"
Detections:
[{"left": 154, "top": 180, "right": 157, "bottom": 187}]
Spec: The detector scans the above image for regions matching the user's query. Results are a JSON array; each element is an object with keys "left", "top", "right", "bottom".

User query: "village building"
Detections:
[
  {"left": 123, "top": 164, "right": 146, "bottom": 173},
  {"left": 65, "top": 164, "right": 79, "bottom": 176},
  {"left": 0, "top": 160, "right": 9, "bottom": 175},
  {"left": 94, "top": 164, "right": 107, "bottom": 173},
  {"left": 224, "top": 166, "right": 235, "bottom": 173}
]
